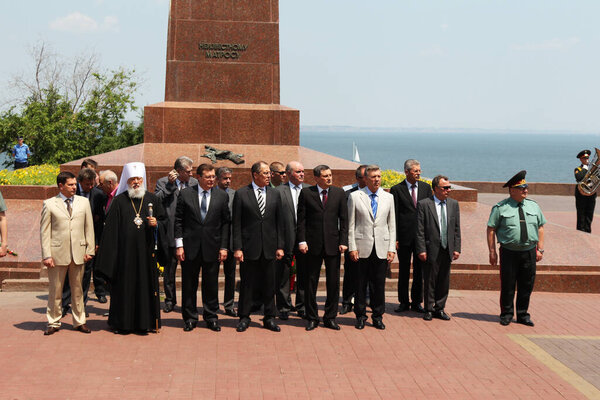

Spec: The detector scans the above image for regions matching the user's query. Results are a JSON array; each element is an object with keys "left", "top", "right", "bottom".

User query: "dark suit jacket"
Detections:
[
  {"left": 296, "top": 185, "right": 348, "bottom": 257},
  {"left": 277, "top": 182, "right": 309, "bottom": 254},
  {"left": 217, "top": 187, "right": 236, "bottom": 250},
  {"left": 77, "top": 186, "right": 106, "bottom": 245},
  {"left": 154, "top": 176, "right": 199, "bottom": 247},
  {"left": 232, "top": 184, "right": 285, "bottom": 261},
  {"left": 416, "top": 197, "right": 461, "bottom": 258},
  {"left": 390, "top": 180, "right": 433, "bottom": 246},
  {"left": 174, "top": 186, "right": 230, "bottom": 262}
]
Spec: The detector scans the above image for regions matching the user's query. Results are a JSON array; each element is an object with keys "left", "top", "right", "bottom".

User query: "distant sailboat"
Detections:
[{"left": 352, "top": 142, "right": 361, "bottom": 163}]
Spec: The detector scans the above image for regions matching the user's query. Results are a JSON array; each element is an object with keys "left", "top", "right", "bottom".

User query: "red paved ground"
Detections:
[{"left": 1, "top": 290, "right": 598, "bottom": 399}]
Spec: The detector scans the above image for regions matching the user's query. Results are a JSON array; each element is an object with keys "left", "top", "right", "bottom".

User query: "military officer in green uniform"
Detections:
[
  {"left": 486, "top": 171, "right": 546, "bottom": 327},
  {"left": 574, "top": 149, "right": 596, "bottom": 233}
]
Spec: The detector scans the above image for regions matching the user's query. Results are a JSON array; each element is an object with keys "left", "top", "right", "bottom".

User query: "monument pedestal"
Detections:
[
  {"left": 61, "top": 0, "right": 359, "bottom": 187},
  {"left": 144, "top": 101, "right": 299, "bottom": 145}
]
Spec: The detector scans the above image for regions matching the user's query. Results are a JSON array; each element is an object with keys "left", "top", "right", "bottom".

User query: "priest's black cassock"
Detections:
[{"left": 96, "top": 190, "right": 166, "bottom": 332}]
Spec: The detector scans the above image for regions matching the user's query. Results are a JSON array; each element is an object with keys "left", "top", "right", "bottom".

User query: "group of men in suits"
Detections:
[
  {"left": 42, "top": 154, "right": 468, "bottom": 334},
  {"left": 155, "top": 156, "right": 466, "bottom": 332}
]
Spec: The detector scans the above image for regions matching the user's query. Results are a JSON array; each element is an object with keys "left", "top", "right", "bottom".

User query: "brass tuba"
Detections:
[{"left": 577, "top": 147, "right": 600, "bottom": 196}]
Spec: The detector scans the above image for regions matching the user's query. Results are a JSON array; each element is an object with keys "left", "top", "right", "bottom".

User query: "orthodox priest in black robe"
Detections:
[{"left": 96, "top": 162, "right": 167, "bottom": 334}]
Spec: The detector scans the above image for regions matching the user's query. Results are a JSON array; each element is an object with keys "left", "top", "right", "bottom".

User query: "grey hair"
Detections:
[
  {"left": 174, "top": 156, "right": 193, "bottom": 170},
  {"left": 100, "top": 170, "right": 118, "bottom": 183},
  {"left": 404, "top": 159, "right": 420, "bottom": 172},
  {"left": 365, "top": 164, "right": 380, "bottom": 175},
  {"left": 216, "top": 166, "right": 232, "bottom": 179}
]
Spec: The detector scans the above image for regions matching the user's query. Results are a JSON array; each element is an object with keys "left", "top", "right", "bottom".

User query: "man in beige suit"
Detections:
[
  {"left": 41, "top": 171, "right": 95, "bottom": 335},
  {"left": 348, "top": 165, "right": 396, "bottom": 330}
]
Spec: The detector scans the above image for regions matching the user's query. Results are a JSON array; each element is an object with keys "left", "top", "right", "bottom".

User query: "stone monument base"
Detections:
[
  {"left": 144, "top": 102, "right": 299, "bottom": 145},
  {"left": 61, "top": 142, "right": 359, "bottom": 189}
]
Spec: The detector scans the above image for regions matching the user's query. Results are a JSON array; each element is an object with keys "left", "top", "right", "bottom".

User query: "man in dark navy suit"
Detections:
[
  {"left": 232, "top": 161, "right": 285, "bottom": 332},
  {"left": 175, "top": 163, "right": 230, "bottom": 332},
  {"left": 390, "top": 159, "right": 432, "bottom": 314},
  {"left": 297, "top": 165, "right": 348, "bottom": 331}
]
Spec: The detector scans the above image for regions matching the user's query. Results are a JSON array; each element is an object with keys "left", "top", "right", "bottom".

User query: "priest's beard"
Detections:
[{"left": 127, "top": 186, "right": 145, "bottom": 199}]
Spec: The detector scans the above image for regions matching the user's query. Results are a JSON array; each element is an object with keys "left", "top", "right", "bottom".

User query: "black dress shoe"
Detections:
[
  {"left": 224, "top": 309, "right": 237, "bottom": 317},
  {"left": 279, "top": 311, "right": 289, "bottom": 321},
  {"left": 236, "top": 319, "right": 250, "bottom": 332},
  {"left": 516, "top": 316, "right": 534, "bottom": 327},
  {"left": 394, "top": 303, "right": 410, "bottom": 313},
  {"left": 183, "top": 321, "right": 196, "bottom": 332},
  {"left": 434, "top": 310, "right": 451, "bottom": 321},
  {"left": 206, "top": 320, "right": 221, "bottom": 332},
  {"left": 410, "top": 304, "right": 426, "bottom": 313},
  {"left": 163, "top": 303, "right": 174, "bottom": 313},
  {"left": 500, "top": 316, "right": 512, "bottom": 326},
  {"left": 44, "top": 327, "right": 59, "bottom": 336},
  {"left": 423, "top": 312, "right": 433, "bottom": 321},
  {"left": 263, "top": 319, "right": 281, "bottom": 332},
  {"left": 355, "top": 319, "right": 365, "bottom": 330},
  {"left": 75, "top": 324, "right": 91, "bottom": 334},
  {"left": 305, "top": 320, "right": 318, "bottom": 331},
  {"left": 373, "top": 320, "right": 385, "bottom": 330},
  {"left": 323, "top": 319, "right": 340, "bottom": 331},
  {"left": 340, "top": 304, "right": 353, "bottom": 315},
  {"left": 97, "top": 295, "right": 108, "bottom": 304}
]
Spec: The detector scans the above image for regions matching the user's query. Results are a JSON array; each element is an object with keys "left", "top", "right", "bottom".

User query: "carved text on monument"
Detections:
[{"left": 198, "top": 42, "right": 248, "bottom": 60}]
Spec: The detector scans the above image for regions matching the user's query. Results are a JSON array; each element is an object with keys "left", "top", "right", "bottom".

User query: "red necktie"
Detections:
[
  {"left": 411, "top": 184, "right": 417, "bottom": 207},
  {"left": 321, "top": 190, "right": 328, "bottom": 206}
]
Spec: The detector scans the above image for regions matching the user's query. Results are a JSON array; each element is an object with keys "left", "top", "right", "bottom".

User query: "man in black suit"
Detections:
[
  {"left": 233, "top": 161, "right": 285, "bottom": 332},
  {"left": 390, "top": 159, "right": 432, "bottom": 314},
  {"left": 62, "top": 167, "right": 106, "bottom": 315},
  {"left": 297, "top": 165, "right": 348, "bottom": 331},
  {"left": 416, "top": 175, "right": 461, "bottom": 321},
  {"left": 275, "top": 161, "right": 309, "bottom": 320},
  {"left": 175, "top": 164, "right": 230, "bottom": 332},
  {"left": 155, "top": 156, "right": 198, "bottom": 313},
  {"left": 216, "top": 166, "right": 237, "bottom": 317},
  {"left": 341, "top": 165, "right": 367, "bottom": 314}
]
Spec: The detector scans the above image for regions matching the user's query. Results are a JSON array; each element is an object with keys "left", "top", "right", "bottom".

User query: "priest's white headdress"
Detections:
[{"left": 116, "top": 162, "right": 147, "bottom": 196}]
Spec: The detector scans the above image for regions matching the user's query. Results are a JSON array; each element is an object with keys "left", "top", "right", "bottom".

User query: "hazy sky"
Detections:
[{"left": 1, "top": 1, "right": 599, "bottom": 132}]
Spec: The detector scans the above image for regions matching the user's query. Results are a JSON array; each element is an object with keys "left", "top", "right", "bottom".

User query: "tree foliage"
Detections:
[{"left": 0, "top": 43, "right": 143, "bottom": 167}]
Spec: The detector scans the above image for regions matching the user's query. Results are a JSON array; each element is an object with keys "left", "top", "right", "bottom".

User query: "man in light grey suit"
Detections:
[
  {"left": 416, "top": 175, "right": 461, "bottom": 321},
  {"left": 275, "top": 161, "right": 309, "bottom": 320},
  {"left": 217, "top": 166, "right": 237, "bottom": 317},
  {"left": 348, "top": 165, "right": 396, "bottom": 330},
  {"left": 154, "top": 156, "right": 198, "bottom": 313}
]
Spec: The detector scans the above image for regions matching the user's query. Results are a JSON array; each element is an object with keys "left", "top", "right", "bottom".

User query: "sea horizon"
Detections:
[{"left": 300, "top": 129, "right": 600, "bottom": 184}]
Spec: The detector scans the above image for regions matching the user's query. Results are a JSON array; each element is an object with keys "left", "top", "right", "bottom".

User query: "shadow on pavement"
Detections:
[{"left": 452, "top": 312, "right": 498, "bottom": 322}]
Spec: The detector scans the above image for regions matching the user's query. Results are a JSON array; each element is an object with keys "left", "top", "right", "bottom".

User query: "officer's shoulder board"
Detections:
[
  {"left": 575, "top": 166, "right": 582, "bottom": 173},
  {"left": 493, "top": 198, "right": 511, "bottom": 208}
]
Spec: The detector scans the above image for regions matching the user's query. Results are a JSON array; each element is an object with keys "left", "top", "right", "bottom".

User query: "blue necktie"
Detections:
[
  {"left": 200, "top": 190, "right": 208, "bottom": 222},
  {"left": 370, "top": 193, "right": 377, "bottom": 218}
]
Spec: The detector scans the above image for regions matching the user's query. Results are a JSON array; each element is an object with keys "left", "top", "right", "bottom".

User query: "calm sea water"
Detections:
[{"left": 300, "top": 130, "right": 600, "bottom": 183}]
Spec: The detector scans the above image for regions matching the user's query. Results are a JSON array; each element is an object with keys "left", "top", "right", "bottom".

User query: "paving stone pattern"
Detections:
[{"left": 0, "top": 290, "right": 598, "bottom": 399}]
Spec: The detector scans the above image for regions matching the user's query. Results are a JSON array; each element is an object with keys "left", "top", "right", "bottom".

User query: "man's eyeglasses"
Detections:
[
  {"left": 271, "top": 171, "right": 286, "bottom": 176},
  {"left": 440, "top": 186, "right": 452, "bottom": 190}
]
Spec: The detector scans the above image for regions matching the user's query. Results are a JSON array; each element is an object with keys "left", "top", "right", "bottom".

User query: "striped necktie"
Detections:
[{"left": 257, "top": 188, "right": 265, "bottom": 216}]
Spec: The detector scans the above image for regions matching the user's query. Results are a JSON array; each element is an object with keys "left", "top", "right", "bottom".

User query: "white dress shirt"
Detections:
[{"left": 406, "top": 179, "right": 418, "bottom": 199}]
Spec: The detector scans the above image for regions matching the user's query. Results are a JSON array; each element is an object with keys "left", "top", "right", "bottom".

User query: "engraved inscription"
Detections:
[{"left": 199, "top": 42, "right": 249, "bottom": 60}]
